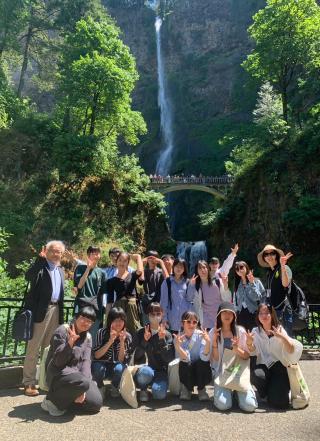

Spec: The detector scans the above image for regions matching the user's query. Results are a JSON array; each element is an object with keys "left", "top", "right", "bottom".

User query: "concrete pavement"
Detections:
[{"left": 0, "top": 360, "right": 319, "bottom": 441}]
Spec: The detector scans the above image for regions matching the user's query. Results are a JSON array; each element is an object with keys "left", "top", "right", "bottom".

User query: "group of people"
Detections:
[{"left": 22, "top": 240, "right": 306, "bottom": 417}]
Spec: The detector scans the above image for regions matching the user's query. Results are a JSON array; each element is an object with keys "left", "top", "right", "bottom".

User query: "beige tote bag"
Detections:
[
  {"left": 214, "top": 348, "right": 251, "bottom": 392},
  {"left": 287, "top": 363, "right": 310, "bottom": 409}
]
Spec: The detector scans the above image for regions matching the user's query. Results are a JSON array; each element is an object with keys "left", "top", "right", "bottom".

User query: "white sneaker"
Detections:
[
  {"left": 110, "top": 385, "right": 120, "bottom": 398},
  {"left": 139, "top": 390, "right": 149, "bottom": 402},
  {"left": 198, "top": 388, "right": 210, "bottom": 401},
  {"left": 179, "top": 384, "right": 192, "bottom": 401},
  {"left": 41, "top": 397, "right": 66, "bottom": 417}
]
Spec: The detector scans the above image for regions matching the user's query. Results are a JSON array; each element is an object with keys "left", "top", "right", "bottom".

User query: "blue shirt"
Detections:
[
  {"left": 176, "top": 329, "right": 208, "bottom": 363},
  {"left": 160, "top": 276, "right": 193, "bottom": 332},
  {"left": 47, "top": 260, "right": 62, "bottom": 302}
]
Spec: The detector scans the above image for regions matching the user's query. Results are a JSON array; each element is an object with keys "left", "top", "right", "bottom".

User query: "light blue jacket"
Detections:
[{"left": 234, "top": 279, "right": 266, "bottom": 314}]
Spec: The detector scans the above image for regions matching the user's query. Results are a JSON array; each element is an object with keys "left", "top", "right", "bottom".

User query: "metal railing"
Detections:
[
  {"left": 0, "top": 298, "right": 319, "bottom": 365},
  {"left": 150, "top": 176, "right": 234, "bottom": 185},
  {"left": 0, "top": 298, "right": 75, "bottom": 365}
]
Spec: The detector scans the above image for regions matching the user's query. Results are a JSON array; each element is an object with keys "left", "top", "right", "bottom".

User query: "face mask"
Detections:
[{"left": 149, "top": 315, "right": 162, "bottom": 326}]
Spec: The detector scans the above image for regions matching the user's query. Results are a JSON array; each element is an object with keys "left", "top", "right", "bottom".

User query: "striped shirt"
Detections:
[{"left": 93, "top": 327, "right": 132, "bottom": 363}]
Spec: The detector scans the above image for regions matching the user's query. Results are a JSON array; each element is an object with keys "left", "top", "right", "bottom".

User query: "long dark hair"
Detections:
[
  {"left": 105, "top": 307, "right": 127, "bottom": 339},
  {"left": 234, "top": 261, "right": 251, "bottom": 293},
  {"left": 216, "top": 311, "right": 237, "bottom": 342},
  {"left": 256, "top": 303, "right": 279, "bottom": 332},
  {"left": 195, "top": 260, "right": 212, "bottom": 290},
  {"left": 172, "top": 258, "right": 188, "bottom": 279}
]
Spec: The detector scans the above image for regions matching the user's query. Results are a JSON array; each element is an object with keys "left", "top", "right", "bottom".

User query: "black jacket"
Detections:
[
  {"left": 24, "top": 256, "right": 65, "bottom": 324},
  {"left": 131, "top": 328, "right": 174, "bottom": 374}
]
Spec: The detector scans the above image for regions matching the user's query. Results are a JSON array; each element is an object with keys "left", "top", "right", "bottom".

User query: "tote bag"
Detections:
[
  {"left": 119, "top": 350, "right": 146, "bottom": 408},
  {"left": 287, "top": 363, "right": 310, "bottom": 409},
  {"left": 168, "top": 358, "right": 180, "bottom": 396},
  {"left": 214, "top": 348, "right": 251, "bottom": 392}
]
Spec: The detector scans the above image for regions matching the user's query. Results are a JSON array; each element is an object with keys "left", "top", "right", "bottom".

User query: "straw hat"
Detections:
[{"left": 257, "top": 244, "right": 284, "bottom": 268}]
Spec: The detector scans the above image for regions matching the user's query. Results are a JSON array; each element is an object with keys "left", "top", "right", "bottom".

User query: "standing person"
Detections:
[
  {"left": 174, "top": 311, "right": 212, "bottom": 401},
  {"left": 247, "top": 303, "right": 299, "bottom": 409},
  {"left": 23, "top": 241, "right": 65, "bottom": 397},
  {"left": 42, "top": 306, "right": 102, "bottom": 416},
  {"left": 102, "top": 252, "right": 144, "bottom": 335},
  {"left": 131, "top": 303, "right": 174, "bottom": 402},
  {"left": 74, "top": 246, "right": 105, "bottom": 342},
  {"left": 92, "top": 307, "right": 131, "bottom": 399},
  {"left": 140, "top": 251, "right": 169, "bottom": 323},
  {"left": 161, "top": 254, "right": 175, "bottom": 276},
  {"left": 187, "top": 261, "right": 232, "bottom": 330},
  {"left": 210, "top": 302, "right": 257, "bottom": 412},
  {"left": 234, "top": 261, "right": 265, "bottom": 331},
  {"left": 160, "top": 258, "right": 193, "bottom": 333},
  {"left": 257, "top": 244, "right": 293, "bottom": 335},
  {"left": 208, "top": 243, "right": 239, "bottom": 279}
]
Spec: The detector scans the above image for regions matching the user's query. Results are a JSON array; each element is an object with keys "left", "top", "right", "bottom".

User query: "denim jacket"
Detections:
[{"left": 234, "top": 279, "right": 266, "bottom": 314}]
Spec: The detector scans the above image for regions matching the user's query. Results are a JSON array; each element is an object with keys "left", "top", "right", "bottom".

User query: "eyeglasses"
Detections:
[
  {"left": 183, "top": 320, "right": 198, "bottom": 325},
  {"left": 149, "top": 313, "right": 162, "bottom": 317},
  {"left": 263, "top": 251, "right": 276, "bottom": 257},
  {"left": 235, "top": 265, "right": 245, "bottom": 270}
]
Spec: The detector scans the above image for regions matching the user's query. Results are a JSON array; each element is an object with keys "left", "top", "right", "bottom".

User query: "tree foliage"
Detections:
[{"left": 243, "top": 0, "right": 320, "bottom": 121}]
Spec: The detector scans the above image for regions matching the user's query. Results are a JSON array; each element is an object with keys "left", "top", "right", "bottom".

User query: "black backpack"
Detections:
[{"left": 288, "top": 281, "right": 309, "bottom": 331}]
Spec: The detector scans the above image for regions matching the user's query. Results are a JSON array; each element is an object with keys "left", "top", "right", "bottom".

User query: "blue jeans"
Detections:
[
  {"left": 91, "top": 361, "right": 125, "bottom": 388},
  {"left": 134, "top": 365, "right": 168, "bottom": 400},
  {"left": 214, "top": 385, "right": 257, "bottom": 413}
]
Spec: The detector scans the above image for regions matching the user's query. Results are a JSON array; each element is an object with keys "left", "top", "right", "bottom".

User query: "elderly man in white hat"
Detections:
[{"left": 257, "top": 244, "right": 293, "bottom": 335}]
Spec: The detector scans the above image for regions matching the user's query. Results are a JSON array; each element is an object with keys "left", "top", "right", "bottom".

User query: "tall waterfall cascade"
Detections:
[{"left": 154, "top": 16, "right": 175, "bottom": 175}]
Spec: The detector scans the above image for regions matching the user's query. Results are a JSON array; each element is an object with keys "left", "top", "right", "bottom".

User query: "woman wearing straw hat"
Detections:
[{"left": 257, "top": 244, "right": 293, "bottom": 335}]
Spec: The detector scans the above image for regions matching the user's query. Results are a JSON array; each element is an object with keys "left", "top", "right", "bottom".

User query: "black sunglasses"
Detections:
[
  {"left": 263, "top": 251, "right": 276, "bottom": 257},
  {"left": 235, "top": 265, "right": 245, "bottom": 270}
]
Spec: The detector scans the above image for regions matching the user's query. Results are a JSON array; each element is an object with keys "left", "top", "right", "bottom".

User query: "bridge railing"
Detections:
[
  {"left": 150, "top": 176, "right": 234, "bottom": 185},
  {"left": 0, "top": 298, "right": 319, "bottom": 365}
]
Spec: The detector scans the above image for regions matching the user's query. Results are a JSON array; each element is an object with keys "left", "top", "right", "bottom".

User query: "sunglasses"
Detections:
[
  {"left": 263, "top": 251, "right": 276, "bottom": 257},
  {"left": 235, "top": 265, "right": 245, "bottom": 270},
  {"left": 183, "top": 320, "right": 198, "bottom": 325}
]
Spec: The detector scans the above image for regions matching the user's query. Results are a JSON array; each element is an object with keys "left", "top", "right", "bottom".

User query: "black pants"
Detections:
[
  {"left": 179, "top": 359, "right": 212, "bottom": 391},
  {"left": 47, "top": 372, "right": 102, "bottom": 413},
  {"left": 251, "top": 361, "right": 290, "bottom": 409},
  {"left": 237, "top": 308, "right": 256, "bottom": 331}
]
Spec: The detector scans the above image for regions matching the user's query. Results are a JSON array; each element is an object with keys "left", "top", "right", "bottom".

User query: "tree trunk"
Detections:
[
  {"left": 281, "top": 89, "right": 288, "bottom": 122},
  {"left": 89, "top": 92, "right": 99, "bottom": 135},
  {"left": 17, "top": 23, "right": 33, "bottom": 97}
]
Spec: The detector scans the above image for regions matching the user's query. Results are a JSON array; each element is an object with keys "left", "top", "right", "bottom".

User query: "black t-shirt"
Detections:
[
  {"left": 267, "top": 265, "right": 291, "bottom": 309},
  {"left": 105, "top": 271, "right": 140, "bottom": 304},
  {"left": 140, "top": 267, "right": 164, "bottom": 302}
]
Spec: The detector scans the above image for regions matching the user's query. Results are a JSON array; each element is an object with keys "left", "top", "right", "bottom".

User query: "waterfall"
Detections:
[
  {"left": 154, "top": 16, "right": 175, "bottom": 175},
  {"left": 176, "top": 241, "right": 208, "bottom": 276}
]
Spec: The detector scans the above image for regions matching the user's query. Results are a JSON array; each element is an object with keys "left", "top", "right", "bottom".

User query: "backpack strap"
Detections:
[{"left": 166, "top": 278, "right": 172, "bottom": 310}]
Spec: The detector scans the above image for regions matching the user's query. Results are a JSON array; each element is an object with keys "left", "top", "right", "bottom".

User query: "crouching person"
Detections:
[
  {"left": 174, "top": 311, "right": 212, "bottom": 401},
  {"left": 41, "top": 306, "right": 102, "bottom": 416},
  {"left": 92, "top": 307, "right": 131, "bottom": 399},
  {"left": 210, "top": 302, "right": 257, "bottom": 413},
  {"left": 131, "top": 302, "right": 174, "bottom": 402}
]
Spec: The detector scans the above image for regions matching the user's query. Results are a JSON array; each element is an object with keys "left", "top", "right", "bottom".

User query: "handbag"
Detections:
[
  {"left": 168, "top": 358, "right": 181, "bottom": 396},
  {"left": 287, "top": 363, "right": 310, "bottom": 409},
  {"left": 12, "top": 283, "right": 34, "bottom": 341},
  {"left": 214, "top": 348, "right": 251, "bottom": 392},
  {"left": 119, "top": 350, "right": 146, "bottom": 408}
]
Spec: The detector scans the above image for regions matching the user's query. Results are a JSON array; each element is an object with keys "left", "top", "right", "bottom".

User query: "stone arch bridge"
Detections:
[{"left": 150, "top": 176, "right": 233, "bottom": 199}]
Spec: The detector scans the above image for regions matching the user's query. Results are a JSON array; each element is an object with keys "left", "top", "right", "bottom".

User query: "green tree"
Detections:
[
  {"left": 243, "top": 0, "right": 320, "bottom": 121},
  {"left": 58, "top": 16, "right": 146, "bottom": 139},
  {"left": 0, "top": 0, "right": 26, "bottom": 60}
]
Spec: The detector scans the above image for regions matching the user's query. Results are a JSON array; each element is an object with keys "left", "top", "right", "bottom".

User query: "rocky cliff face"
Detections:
[{"left": 104, "top": 0, "right": 265, "bottom": 173}]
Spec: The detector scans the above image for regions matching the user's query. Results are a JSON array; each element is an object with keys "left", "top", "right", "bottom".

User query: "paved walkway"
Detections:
[{"left": 0, "top": 361, "right": 319, "bottom": 441}]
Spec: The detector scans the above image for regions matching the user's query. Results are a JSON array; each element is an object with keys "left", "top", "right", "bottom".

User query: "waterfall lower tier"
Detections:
[{"left": 176, "top": 241, "right": 208, "bottom": 276}]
